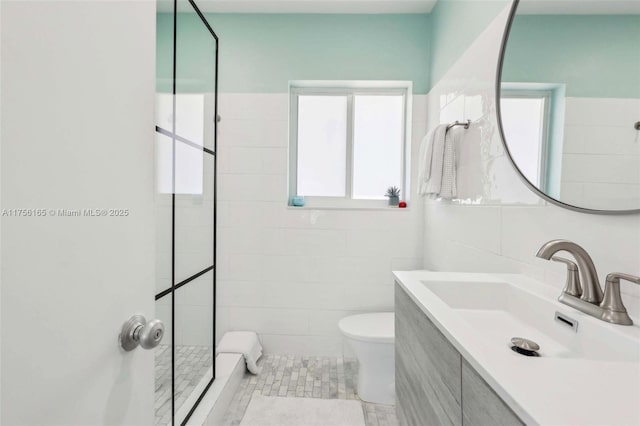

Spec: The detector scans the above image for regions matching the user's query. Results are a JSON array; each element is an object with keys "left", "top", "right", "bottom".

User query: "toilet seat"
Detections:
[{"left": 338, "top": 312, "right": 394, "bottom": 344}]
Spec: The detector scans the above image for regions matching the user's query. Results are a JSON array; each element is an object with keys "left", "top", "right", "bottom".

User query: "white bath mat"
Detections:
[{"left": 239, "top": 394, "right": 366, "bottom": 426}]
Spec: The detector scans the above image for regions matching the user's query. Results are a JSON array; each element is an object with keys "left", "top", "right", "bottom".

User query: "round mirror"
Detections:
[{"left": 497, "top": 0, "right": 640, "bottom": 214}]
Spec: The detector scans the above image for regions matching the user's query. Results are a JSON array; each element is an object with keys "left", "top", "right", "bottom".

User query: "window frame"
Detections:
[{"left": 289, "top": 81, "right": 412, "bottom": 209}]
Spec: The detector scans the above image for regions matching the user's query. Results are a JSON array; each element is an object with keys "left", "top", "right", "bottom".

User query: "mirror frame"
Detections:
[{"left": 495, "top": 0, "right": 640, "bottom": 215}]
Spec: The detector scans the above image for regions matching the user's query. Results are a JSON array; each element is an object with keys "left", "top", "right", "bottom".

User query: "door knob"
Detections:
[{"left": 119, "top": 314, "right": 165, "bottom": 351}]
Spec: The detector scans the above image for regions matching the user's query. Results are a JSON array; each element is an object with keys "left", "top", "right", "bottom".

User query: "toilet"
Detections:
[{"left": 338, "top": 312, "right": 395, "bottom": 405}]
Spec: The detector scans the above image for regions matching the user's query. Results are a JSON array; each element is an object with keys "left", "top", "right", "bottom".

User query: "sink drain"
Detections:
[{"left": 510, "top": 337, "right": 540, "bottom": 357}]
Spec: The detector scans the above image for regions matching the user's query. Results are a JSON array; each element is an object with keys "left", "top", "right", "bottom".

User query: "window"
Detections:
[
  {"left": 289, "top": 82, "right": 410, "bottom": 208},
  {"left": 500, "top": 90, "right": 551, "bottom": 188}
]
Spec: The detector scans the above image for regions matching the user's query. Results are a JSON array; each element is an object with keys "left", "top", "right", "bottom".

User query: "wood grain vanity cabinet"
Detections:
[{"left": 395, "top": 284, "right": 524, "bottom": 426}]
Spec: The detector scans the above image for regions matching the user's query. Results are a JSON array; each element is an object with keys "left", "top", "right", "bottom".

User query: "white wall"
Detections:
[
  {"left": 423, "top": 5, "right": 640, "bottom": 316},
  {"left": 216, "top": 93, "right": 425, "bottom": 355},
  {"left": 561, "top": 97, "right": 640, "bottom": 210},
  {"left": 1, "top": 1, "right": 156, "bottom": 424}
]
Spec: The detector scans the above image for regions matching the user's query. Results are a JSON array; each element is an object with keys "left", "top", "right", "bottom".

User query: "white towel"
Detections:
[
  {"left": 418, "top": 124, "right": 459, "bottom": 199},
  {"left": 216, "top": 331, "right": 263, "bottom": 374}
]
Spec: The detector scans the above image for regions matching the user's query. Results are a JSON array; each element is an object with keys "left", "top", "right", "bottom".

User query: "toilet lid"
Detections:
[{"left": 338, "top": 312, "right": 394, "bottom": 344}]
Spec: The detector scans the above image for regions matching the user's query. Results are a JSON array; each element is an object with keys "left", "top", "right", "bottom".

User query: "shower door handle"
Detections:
[{"left": 119, "top": 314, "right": 165, "bottom": 351}]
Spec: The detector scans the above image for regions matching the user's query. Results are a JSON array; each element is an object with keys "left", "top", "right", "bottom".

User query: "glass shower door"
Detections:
[{"left": 155, "top": 1, "right": 218, "bottom": 424}]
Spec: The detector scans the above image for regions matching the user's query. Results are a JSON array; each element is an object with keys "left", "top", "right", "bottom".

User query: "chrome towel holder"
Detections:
[{"left": 446, "top": 119, "right": 471, "bottom": 132}]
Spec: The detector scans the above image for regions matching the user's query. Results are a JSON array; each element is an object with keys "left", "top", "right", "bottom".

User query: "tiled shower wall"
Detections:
[
  {"left": 216, "top": 93, "right": 426, "bottom": 355},
  {"left": 423, "top": 4, "right": 640, "bottom": 315}
]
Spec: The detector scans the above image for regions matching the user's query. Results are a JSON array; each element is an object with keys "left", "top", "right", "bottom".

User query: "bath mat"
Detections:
[{"left": 239, "top": 394, "right": 366, "bottom": 426}]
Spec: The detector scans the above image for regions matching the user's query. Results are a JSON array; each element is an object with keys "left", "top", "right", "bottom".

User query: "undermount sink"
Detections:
[{"left": 422, "top": 279, "right": 640, "bottom": 363}]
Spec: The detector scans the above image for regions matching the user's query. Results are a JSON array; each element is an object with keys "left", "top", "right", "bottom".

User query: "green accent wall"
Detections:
[
  {"left": 164, "top": 3, "right": 640, "bottom": 99},
  {"left": 158, "top": 13, "right": 432, "bottom": 94},
  {"left": 502, "top": 15, "right": 640, "bottom": 98},
  {"left": 429, "top": 0, "right": 510, "bottom": 88},
  {"left": 156, "top": 13, "right": 174, "bottom": 93}
]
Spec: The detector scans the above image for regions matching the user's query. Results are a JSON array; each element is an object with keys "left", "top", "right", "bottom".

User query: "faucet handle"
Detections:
[
  {"left": 600, "top": 272, "right": 640, "bottom": 326},
  {"left": 552, "top": 256, "right": 582, "bottom": 297},
  {"left": 606, "top": 272, "right": 640, "bottom": 286}
]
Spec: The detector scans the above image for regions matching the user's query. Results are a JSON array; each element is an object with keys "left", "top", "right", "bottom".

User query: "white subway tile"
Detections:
[
  {"left": 260, "top": 120, "right": 289, "bottom": 147},
  {"left": 339, "top": 285, "right": 394, "bottom": 311},
  {"left": 175, "top": 250, "right": 214, "bottom": 283},
  {"left": 581, "top": 183, "right": 640, "bottom": 211},
  {"left": 217, "top": 280, "right": 266, "bottom": 308},
  {"left": 261, "top": 147, "right": 288, "bottom": 174},
  {"left": 279, "top": 229, "right": 348, "bottom": 257},
  {"left": 262, "top": 282, "right": 344, "bottom": 310},
  {"left": 441, "top": 94, "right": 465, "bottom": 124},
  {"left": 583, "top": 127, "right": 640, "bottom": 156},
  {"left": 175, "top": 273, "right": 213, "bottom": 306},
  {"left": 464, "top": 94, "right": 484, "bottom": 122},
  {"left": 218, "top": 200, "right": 265, "bottom": 228},
  {"left": 562, "top": 125, "right": 587, "bottom": 153},
  {"left": 258, "top": 174, "right": 288, "bottom": 201},
  {"left": 259, "top": 335, "right": 344, "bottom": 356},
  {"left": 559, "top": 182, "right": 585, "bottom": 207},
  {"left": 336, "top": 256, "right": 393, "bottom": 286},
  {"left": 308, "top": 310, "right": 362, "bottom": 336},
  {"left": 278, "top": 208, "right": 345, "bottom": 230},
  {"left": 218, "top": 254, "right": 264, "bottom": 281},
  {"left": 262, "top": 255, "right": 305, "bottom": 281},
  {"left": 428, "top": 203, "right": 502, "bottom": 254},
  {"left": 565, "top": 97, "right": 639, "bottom": 127},
  {"left": 412, "top": 95, "right": 428, "bottom": 125},
  {"left": 500, "top": 204, "right": 640, "bottom": 282},
  {"left": 227, "top": 307, "right": 309, "bottom": 335},
  {"left": 218, "top": 174, "right": 262, "bottom": 201},
  {"left": 218, "top": 146, "right": 263, "bottom": 174},
  {"left": 562, "top": 154, "right": 639, "bottom": 184},
  {"left": 219, "top": 94, "right": 288, "bottom": 121},
  {"left": 391, "top": 257, "right": 423, "bottom": 272}
]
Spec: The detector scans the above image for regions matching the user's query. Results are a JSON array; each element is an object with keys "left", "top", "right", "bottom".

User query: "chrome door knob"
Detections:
[
  {"left": 119, "top": 314, "right": 165, "bottom": 351},
  {"left": 138, "top": 319, "right": 165, "bottom": 349}
]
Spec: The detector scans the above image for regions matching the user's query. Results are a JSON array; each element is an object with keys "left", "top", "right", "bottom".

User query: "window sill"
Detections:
[{"left": 286, "top": 205, "right": 410, "bottom": 211}]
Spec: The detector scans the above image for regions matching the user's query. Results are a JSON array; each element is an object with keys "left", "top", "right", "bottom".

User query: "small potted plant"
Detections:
[{"left": 385, "top": 186, "right": 401, "bottom": 206}]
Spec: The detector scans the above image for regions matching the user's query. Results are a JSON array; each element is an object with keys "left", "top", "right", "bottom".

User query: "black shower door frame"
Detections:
[{"left": 154, "top": 0, "right": 219, "bottom": 424}]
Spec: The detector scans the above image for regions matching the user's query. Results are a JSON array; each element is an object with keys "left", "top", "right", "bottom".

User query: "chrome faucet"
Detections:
[
  {"left": 536, "top": 239, "right": 640, "bottom": 325},
  {"left": 536, "top": 239, "right": 603, "bottom": 303}
]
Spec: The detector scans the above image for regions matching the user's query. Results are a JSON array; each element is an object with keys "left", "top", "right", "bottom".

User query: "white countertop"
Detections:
[{"left": 393, "top": 270, "right": 640, "bottom": 426}]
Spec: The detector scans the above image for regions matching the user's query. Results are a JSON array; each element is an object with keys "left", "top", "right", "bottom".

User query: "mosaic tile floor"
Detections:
[
  {"left": 222, "top": 354, "right": 398, "bottom": 426},
  {"left": 155, "top": 344, "right": 213, "bottom": 425}
]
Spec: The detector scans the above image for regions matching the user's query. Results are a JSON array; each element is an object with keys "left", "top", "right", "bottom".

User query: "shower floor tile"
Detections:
[
  {"left": 222, "top": 354, "right": 398, "bottom": 426},
  {"left": 155, "top": 344, "right": 213, "bottom": 425}
]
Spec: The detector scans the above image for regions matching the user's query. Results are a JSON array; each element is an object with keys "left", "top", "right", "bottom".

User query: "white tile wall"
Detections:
[
  {"left": 560, "top": 97, "right": 640, "bottom": 210},
  {"left": 423, "top": 5, "right": 640, "bottom": 317},
  {"left": 426, "top": 8, "right": 541, "bottom": 206},
  {"left": 216, "top": 93, "right": 426, "bottom": 355}
]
